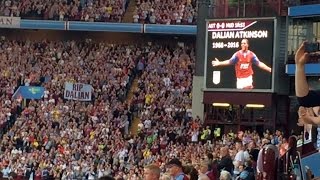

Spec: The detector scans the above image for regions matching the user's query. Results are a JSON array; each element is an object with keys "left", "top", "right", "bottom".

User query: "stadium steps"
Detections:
[
  {"left": 122, "top": 0, "right": 136, "bottom": 23},
  {"left": 125, "top": 78, "right": 140, "bottom": 135},
  {"left": 130, "top": 116, "right": 141, "bottom": 135}
]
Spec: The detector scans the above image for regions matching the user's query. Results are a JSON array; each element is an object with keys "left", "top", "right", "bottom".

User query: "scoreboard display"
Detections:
[{"left": 204, "top": 18, "right": 276, "bottom": 92}]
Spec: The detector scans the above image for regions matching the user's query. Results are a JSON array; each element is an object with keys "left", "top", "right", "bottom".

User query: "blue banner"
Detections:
[{"left": 12, "top": 86, "right": 45, "bottom": 100}]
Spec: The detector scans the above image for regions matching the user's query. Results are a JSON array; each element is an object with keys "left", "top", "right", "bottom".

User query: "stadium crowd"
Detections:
[
  {"left": 0, "top": 0, "right": 128, "bottom": 22},
  {"left": 0, "top": 36, "right": 304, "bottom": 180},
  {"left": 0, "top": 0, "right": 197, "bottom": 24},
  {"left": 133, "top": 0, "right": 197, "bottom": 24},
  {"left": 0, "top": 37, "right": 142, "bottom": 179}
]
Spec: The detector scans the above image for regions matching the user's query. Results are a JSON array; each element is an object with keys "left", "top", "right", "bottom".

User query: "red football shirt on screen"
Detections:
[{"left": 230, "top": 50, "right": 260, "bottom": 78}]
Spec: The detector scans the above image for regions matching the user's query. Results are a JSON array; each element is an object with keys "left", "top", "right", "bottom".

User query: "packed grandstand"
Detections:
[
  {"left": 0, "top": 0, "right": 311, "bottom": 179},
  {"left": 0, "top": 33, "right": 304, "bottom": 179}
]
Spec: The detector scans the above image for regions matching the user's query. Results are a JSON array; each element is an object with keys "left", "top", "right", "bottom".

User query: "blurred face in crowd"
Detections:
[
  {"left": 235, "top": 142, "right": 242, "bottom": 151},
  {"left": 229, "top": 149, "right": 236, "bottom": 158},
  {"left": 248, "top": 142, "right": 256, "bottom": 150},
  {"left": 167, "top": 165, "right": 180, "bottom": 177},
  {"left": 239, "top": 165, "right": 244, "bottom": 172},
  {"left": 199, "top": 163, "right": 208, "bottom": 174},
  {"left": 144, "top": 168, "right": 157, "bottom": 180},
  {"left": 220, "top": 147, "right": 228, "bottom": 158},
  {"left": 262, "top": 138, "right": 269, "bottom": 146}
]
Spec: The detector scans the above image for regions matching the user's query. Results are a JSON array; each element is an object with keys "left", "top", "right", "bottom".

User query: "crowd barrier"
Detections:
[{"left": 0, "top": 17, "right": 197, "bottom": 35}]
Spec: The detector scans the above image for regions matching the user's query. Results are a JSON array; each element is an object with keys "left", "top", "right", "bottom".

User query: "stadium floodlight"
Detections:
[
  {"left": 245, "top": 104, "right": 265, "bottom": 108},
  {"left": 212, "top": 103, "right": 230, "bottom": 107}
]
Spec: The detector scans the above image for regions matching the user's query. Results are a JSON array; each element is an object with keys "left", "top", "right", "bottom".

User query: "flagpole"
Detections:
[
  {"left": 12, "top": 86, "right": 21, "bottom": 100},
  {"left": 22, "top": 99, "right": 26, "bottom": 109}
]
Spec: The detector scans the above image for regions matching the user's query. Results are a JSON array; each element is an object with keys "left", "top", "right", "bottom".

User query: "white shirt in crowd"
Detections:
[
  {"left": 163, "top": 77, "right": 171, "bottom": 87},
  {"left": 24, "top": 79, "right": 30, "bottom": 86},
  {"left": 244, "top": 150, "right": 250, "bottom": 161},
  {"left": 191, "top": 130, "right": 199, "bottom": 142},
  {"left": 44, "top": 90, "right": 49, "bottom": 98},
  {"left": 87, "top": 172, "right": 96, "bottom": 180},
  {"left": 144, "top": 119, "right": 151, "bottom": 129},
  {"left": 234, "top": 150, "right": 245, "bottom": 175},
  {"left": 235, "top": 150, "right": 245, "bottom": 164},
  {"left": 98, "top": 169, "right": 104, "bottom": 178}
]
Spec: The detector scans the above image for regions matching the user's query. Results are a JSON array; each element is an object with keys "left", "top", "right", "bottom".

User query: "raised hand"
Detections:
[{"left": 295, "top": 42, "right": 309, "bottom": 66}]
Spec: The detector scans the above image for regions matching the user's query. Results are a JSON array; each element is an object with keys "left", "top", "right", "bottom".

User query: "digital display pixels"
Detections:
[{"left": 205, "top": 18, "right": 275, "bottom": 91}]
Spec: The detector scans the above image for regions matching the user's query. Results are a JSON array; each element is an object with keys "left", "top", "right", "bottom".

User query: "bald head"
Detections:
[{"left": 220, "top": 170, "right": 232, "bottom": 180}]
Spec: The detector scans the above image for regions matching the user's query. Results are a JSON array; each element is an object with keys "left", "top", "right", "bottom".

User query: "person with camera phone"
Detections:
[{"left": 295, "top": 41, "right": 320, "bottom": 125}]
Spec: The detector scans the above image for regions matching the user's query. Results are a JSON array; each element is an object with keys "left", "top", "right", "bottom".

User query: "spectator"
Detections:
[
  {"left": 247, "top": 141, "right": 259, "bottom": 173},
  {"left": 166, "top": 158, "right": 189, "bottom": 180},
  {"left": 220, "top": 170, "right": 232, "bottom": 180},
  {"left": 198, "top": 160, "right": 216, "bottom": 180},
  {"left": 233, "top": 141, "right": 245, "bottom": 176},
  {"left": 218, "top": 146, "right": 234, "bottom": 174},
  {"left": 257, "top": 138, "right": 279, "bottom": 180},
  {"left": 183, "top": 165, "right": 198, "bottom": 180},
  {"left": 236, "top": 162, "right": 255, "bottom": 180},
  {"left": 144, "top": 164, "right": 161, "bottom": 180}
]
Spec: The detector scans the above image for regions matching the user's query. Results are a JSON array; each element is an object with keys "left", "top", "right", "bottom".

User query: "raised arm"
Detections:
[
  {"left": 296, "top": 46, "right": 320, "bottom": 107},
  {"left": 295, "top": 42, "right": 309, "bottom": 97}
]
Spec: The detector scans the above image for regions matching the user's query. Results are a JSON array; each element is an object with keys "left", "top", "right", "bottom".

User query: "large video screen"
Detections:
[{"left": 205, "top": 18, "right": 275, "bottom": 92}]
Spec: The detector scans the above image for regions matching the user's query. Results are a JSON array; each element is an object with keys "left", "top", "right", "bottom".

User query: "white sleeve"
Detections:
[{"left": 235, "top": 151, "right": 244, "bottom": 163}]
